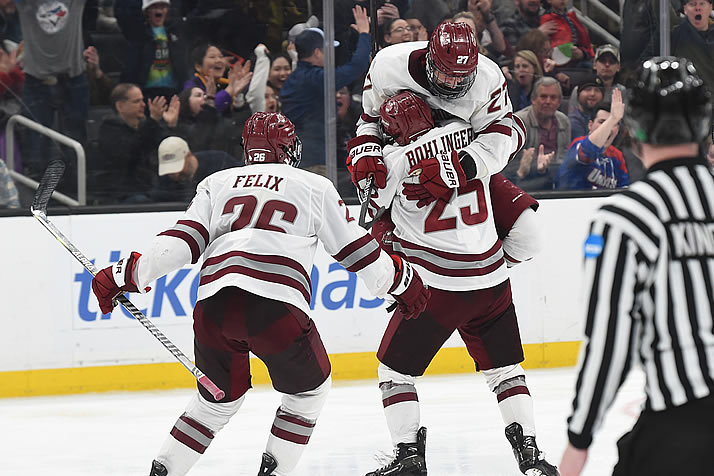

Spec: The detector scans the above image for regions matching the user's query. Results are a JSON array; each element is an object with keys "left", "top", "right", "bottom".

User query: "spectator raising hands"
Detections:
[
  {"left": 517, "top": 145, "right": 554, "bottom": 178},
  {"left": 84, "top": 46, "right": 116, "bottom": 106},
  {"left": 376, "top": 2, "right": 400, "bottom": 25},
  {"left": 226, "top": 59, "right": 253, "bottom": 99},
  {"left": 351, "top": 5, "right": 371, "bottom": 34},
  {"left": 557, "top": 88, "right": 629, "bottom": 190}
]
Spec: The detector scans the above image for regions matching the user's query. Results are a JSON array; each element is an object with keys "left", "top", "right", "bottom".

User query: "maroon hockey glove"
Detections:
[
  {"left": 389, "top": 255, "right": 430, "bottom": 320},
  {"left": 404, "top": 150, "right": 467, "bottom": 208},
  {"left": 370, "top": 210, "right": 396, "bottom": 254},
  {"left": 92, "top": 252, "right": 148, "bottom": 314},
  {"left": 347, "top": 135, "right": 387, "bottom": 189}
]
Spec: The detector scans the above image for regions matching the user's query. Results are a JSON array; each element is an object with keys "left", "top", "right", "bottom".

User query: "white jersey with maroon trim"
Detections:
[
  {"left": 132, "top": 164, "right": 398, "bottom": 315},
  {"left": 372, "top": 121, "right": 509, "bottom": 291},
  {"left": 357, "top": 41, "right": 513, "bottom": 179}
]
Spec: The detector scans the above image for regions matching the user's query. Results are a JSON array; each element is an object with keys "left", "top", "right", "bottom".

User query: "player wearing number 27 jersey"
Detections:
[{"left": 348, "top": 22, "right": 513, "bottom": 193}]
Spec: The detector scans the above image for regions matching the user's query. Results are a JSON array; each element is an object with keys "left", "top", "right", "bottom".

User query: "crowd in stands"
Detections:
[{"left": 0, "top": 0, "right": 712, "bottom": 208}]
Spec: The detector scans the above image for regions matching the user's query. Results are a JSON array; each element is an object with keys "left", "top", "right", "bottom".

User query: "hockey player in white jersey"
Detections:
[
  {"left": 90, "top": 112, "right": 430, "bottom": 476},
  {"left": 347, "top": 21, "right": 514, "bottom": 202},
  {"left": 363, "top": 91, "right": 559, "bottom": 476}
]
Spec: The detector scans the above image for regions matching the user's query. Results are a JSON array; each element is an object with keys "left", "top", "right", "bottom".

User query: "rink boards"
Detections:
[{"left": 0, "top": 198, "right": 605, "bottom": 397}]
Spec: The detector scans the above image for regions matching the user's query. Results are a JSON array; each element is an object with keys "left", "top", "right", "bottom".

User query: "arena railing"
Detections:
[{"left": 5, "top": 114, "right": 85, "bottom": 206}]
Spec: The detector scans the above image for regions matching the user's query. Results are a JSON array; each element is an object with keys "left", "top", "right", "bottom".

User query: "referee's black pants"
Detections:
[{"left": 612, "top": 394, "right": 714, "bottom": 475}]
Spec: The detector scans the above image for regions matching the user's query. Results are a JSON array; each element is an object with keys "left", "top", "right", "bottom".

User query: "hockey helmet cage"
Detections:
[
  {"left": 242, "top": 112, "right": 302, "bottom": 167},
  {"left": 426, "top": 21, "right": 479, "bottom": 99},
  {"left": 380, "top": 91, "right": 435, "bottom": 146},
  {"left": 626, "top": 57, "right": 712, "bottom": 145}
]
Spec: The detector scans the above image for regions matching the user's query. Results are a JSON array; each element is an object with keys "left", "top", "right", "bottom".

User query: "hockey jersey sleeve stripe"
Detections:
[
  {"left": 360, "top": 112, "right": 379, "bottom": 123},
  {"left": 504, "top": 251, "right": 521, "bottom": 267},
  {"left": 479, "top": 122, "right": 512, "bottom": 137},
  {"left": 178, "top": 219, "right": 209, "bottom": 245},
  {"left": 508, "top": 118, "right": 526, "bottom": 162},
  {"left": 345, "top": 246, "right": 383, "bottom": 273},
  {"left": 158, "top": 220, "right": 209, "bottom": 264},
  {"left": 334, "top": 236, "right": 381, "bottom": 271},
  {"left": 200, "top": 251, "right": 311, "bottom": 302},
  {"left": 159, "top": 229, "right": 201, "bottom": 264}
]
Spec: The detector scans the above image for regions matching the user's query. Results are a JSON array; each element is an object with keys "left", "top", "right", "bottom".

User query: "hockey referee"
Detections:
[{"left": 560, "top": 57, "right": 714, "bottom": 476}]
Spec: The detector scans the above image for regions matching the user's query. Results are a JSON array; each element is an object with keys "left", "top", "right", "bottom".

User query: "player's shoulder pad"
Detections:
[
  {"left": 371, "top": 41, "right": 426, "bottom": 77},
  {"left": 475, "top": 54, "right": 506, "bottom": 85},
  {"left": 196, "top": 166, "right": 241, "bottom": 191}
]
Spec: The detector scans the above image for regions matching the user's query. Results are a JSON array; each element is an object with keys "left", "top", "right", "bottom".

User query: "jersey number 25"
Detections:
[{"left": 424, "top": 180, "right": 488, "bottom": 233}]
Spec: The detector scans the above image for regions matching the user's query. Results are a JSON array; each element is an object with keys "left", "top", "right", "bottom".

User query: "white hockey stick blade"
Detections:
[{"left": 29, "top": 164, "right": 226, "bottom": 401}]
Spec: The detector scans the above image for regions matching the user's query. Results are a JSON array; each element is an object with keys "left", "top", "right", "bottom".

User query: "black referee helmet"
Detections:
[{"left": 626, "top": 57, "right": 712, "bottom": 145}]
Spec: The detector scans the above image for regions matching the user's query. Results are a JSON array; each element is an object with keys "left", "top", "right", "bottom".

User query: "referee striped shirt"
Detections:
[{"left": 567, "top": 157, "right": 714, "bottom": 449}]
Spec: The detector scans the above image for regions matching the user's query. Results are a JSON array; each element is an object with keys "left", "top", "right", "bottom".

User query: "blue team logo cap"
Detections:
[{"left": 584, "top": 234, "right": 604, "bottom": 258}]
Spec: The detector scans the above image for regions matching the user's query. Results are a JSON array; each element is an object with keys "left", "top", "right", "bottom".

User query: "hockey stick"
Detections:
[
  {"left": 357, "top": 175, "right": 386, "bottom": 229},
  {"left": 30, "top": 160, "right": 226, "bottom": 401},
  {"left": 370, "top": 0, "right": 378, "bottom": 59},
  {"left": 357, "top": 2, "right": 386, "bottom": 230}
]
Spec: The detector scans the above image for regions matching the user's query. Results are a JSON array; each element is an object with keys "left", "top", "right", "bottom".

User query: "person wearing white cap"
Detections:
[
  {"left": 117, "top": 0, "right": 189, "bottom": 100},
  {"left": 154, "top": 136, "right": 239, "bottom": 202}
]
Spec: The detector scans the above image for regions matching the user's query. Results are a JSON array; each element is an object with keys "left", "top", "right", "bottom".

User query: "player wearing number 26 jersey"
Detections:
[
  {"left": 90, "top": 112, "right": 429, "bottom": 476},
  {"left": 362, "top": 92, "right": 560, "bottom": 476}
]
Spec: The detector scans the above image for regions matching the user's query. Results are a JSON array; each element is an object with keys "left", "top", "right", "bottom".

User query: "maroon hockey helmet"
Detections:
[
  {"left": 242, "top": 112, "right": 302, "bottom": 167},
  {"left": 379, "top": 91, "right": 435, "bottom": 146},
  {"left": 426, "top": 21, "right": 479, "bottom": 99}
]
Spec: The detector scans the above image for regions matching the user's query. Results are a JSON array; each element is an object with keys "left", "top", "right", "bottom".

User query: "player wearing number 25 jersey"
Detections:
[
  {"left": 90, "top": 112, "right": 429, "bottom": 476},
  {"left": 362, "top": 92, "right": 559, "bottom": 476}
]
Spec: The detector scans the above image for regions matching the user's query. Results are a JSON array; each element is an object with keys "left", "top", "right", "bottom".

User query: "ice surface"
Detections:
[{"left": 0, "top": 367, "right": 645, "bottom": 475}]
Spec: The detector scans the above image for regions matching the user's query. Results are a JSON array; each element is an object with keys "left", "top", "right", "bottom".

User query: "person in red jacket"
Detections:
[{"left": 539, "top": 0, "right": 594, "bottom": 68}]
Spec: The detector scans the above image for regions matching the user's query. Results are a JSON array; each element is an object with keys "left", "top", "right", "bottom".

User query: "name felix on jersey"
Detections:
[
  {"left": 405, "top": 127, "right": 475, "bottom": 168},
  {"left": 232, "top": 174, "right": 284, "bottom": 191}
]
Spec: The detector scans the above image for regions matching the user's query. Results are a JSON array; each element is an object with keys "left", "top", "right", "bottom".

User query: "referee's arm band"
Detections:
[{"left": 567, "top": 430, "right": 593, "bottom": 450}]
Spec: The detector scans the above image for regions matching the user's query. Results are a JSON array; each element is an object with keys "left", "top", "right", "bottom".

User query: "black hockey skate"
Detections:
[
  {"left": 505, "top": 423, "right": 559, "bottom": 476},
  {"left": 148, "top": 460, "right": 167, "bottom": 476},
  {"left": 366, "top": 426, "right": 427, "bottom": 476},
  {"left": 257, "top": 452, "right": 278, "bottom": 476}
]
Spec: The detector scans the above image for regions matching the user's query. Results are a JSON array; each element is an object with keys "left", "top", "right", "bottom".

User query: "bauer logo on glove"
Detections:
[{"left": 404, "top": 149, "right": 468, "bottom": 207}]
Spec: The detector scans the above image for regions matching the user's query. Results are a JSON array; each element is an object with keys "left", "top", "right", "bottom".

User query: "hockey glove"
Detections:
[
  {"left": 347, "top": 135, "right": 387, "bottom": 189},
  {"left": 92, "top": 252, "right": 150, "bottom": 314},
  {"left": 403, "top": 150, "right": 467, "bottom": 208},
  {"left": 370, "top": 210, "right": 396, "bottom": 254},
  {"left": 388, "top": 255, "right": 430, "bottom": 320}
]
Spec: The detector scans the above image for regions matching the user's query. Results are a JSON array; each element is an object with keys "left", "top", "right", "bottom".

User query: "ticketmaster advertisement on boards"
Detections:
[{"left": 1, "top": 199, "right": 604, "bottom": 372}]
